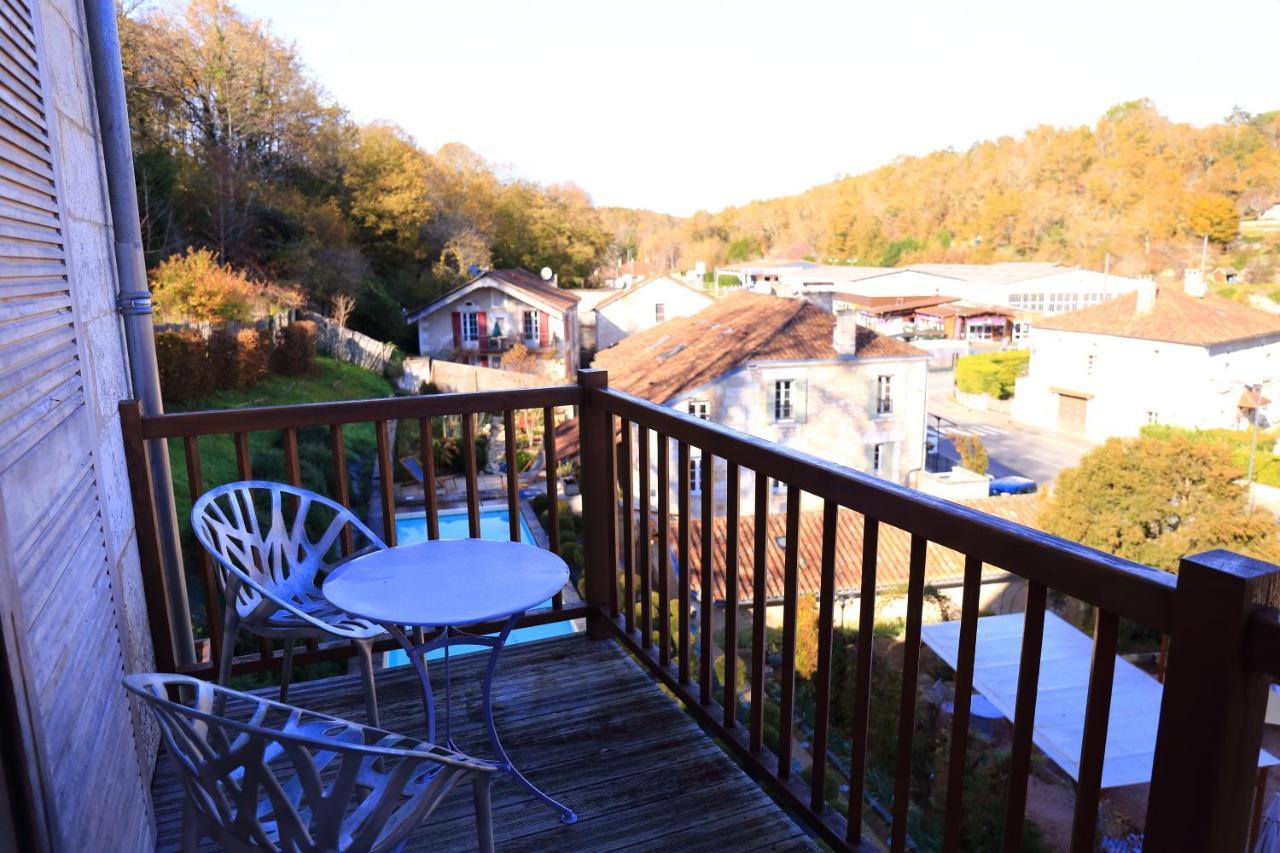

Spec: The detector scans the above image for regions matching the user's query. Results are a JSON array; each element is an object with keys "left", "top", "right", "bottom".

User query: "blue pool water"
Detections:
[{"left": 385, "top": 506, "right": 577, "bottom": 664}]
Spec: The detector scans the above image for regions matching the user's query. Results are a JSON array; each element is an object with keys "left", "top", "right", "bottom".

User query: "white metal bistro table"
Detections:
[{"left": 322, "top": 538, "right": 575, "bottom": 823}]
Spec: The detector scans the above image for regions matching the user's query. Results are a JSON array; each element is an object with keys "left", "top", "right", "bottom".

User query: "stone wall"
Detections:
[{"left": 400, "top": 357, "right": 550, "bottom": 393}]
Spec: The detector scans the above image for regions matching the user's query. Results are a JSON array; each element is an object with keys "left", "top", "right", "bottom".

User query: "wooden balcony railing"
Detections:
[{"left": 123, "top": 368, "right": 1280, "bottom": 852}]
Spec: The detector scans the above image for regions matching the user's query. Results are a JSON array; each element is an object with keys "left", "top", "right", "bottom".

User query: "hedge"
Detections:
[
  {"left": 155, "top": 321, "right": 315, "bottom": 404},
  {"left": 955, "top": 349, "right": 1030, "bottom": 399}
]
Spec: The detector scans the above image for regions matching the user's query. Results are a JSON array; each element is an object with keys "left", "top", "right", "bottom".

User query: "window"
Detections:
[
  {"left": 774, "top": 380, "right": 794, "bottom": 421},
  {"left": 771, "top": 477, "right": 785, "bottom": 494},
  {"left": 1147, "top": 410, "right": 1160, "bottom": 424},
  {"left": 1013, "top": 322, "right": 1031, "bottom": 341},
  {"left": 873, "top": 442, "right": 892, "bottom": 477},
  {"left": 523, "top": 310, "right": 539, "bottom": 341},
  {"left": 876, "top": 375, "right": 893, "bottom": 415},
  {"left": 687, "top": 400, "right": 710, "bottom": 420},
  {"left": 1086, "top": 352, "right": 1097, "bottom": 375},
  {"left": 462, "top": 311, "right": 479, "bottom": 342},
  {"left": 689, "top": 453, "right": 703, "bottom": 493},
  {"left": 654, "top": 302, "right": 666, "bottom": 323}
]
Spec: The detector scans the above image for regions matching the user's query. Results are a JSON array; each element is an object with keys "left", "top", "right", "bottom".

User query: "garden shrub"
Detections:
[
  {"left": 236, "top": 328, "right": 271, "bottom": 386},
  {"left": 207, "top": 328, "right": 241, "bottom": 389},
  {"left": 155, "top": 330, "right": 212, "bottom": 403},
  {"left": 954, "top": 349, "right": 1030, "bottom": 399},
  {"left": 275, "top": 320, "right": 316, "bottom": 376}
]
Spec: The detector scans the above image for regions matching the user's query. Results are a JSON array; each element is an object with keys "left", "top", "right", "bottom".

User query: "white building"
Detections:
[
  {"left": 778, "top": 262, "right": 1143, "bottom": 320},
  {"left": 1012, "top": 275, "right": 1280, "bottom": 440},
  {"left": 592, "top": 292, "right": 930, "bottom": 512},
  {"left": 593, "top": 275, "right": 715, "bottom": 351},
  {"left": 405, "top": 268, "right": 581, "bottom": 379}
]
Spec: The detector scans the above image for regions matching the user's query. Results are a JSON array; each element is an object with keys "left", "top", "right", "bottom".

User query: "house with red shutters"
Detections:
[{"left": 406, "top": 268, "right": 582, "bottom": 378}]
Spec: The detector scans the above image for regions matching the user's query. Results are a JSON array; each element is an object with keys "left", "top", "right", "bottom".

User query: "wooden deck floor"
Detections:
[{"left": 152, "top": 634, "right": 817, "bottom": 851}]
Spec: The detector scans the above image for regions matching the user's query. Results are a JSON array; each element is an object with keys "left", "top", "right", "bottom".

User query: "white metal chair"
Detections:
[
  {"left": 192, "top": 481, "right": 387, "bottom": 724},
  {"left": 125, "top": 672, "right": 497, "bottom": 853}
]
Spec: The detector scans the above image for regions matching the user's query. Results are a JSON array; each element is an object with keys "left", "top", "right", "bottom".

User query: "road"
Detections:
[{"left": 926, "top": 370, "right": 1097, "bottom": 485}]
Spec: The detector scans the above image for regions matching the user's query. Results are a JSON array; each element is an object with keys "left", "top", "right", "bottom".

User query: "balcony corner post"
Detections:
[
  {"left": 577, "top": 369, "right": 614, "bottom": 639},
  {"left": 1145, "top": 549, "right": 1280, "bottom": 850},
  {"left": 118, "top": 400, "right": 181, "bottom": 672}
]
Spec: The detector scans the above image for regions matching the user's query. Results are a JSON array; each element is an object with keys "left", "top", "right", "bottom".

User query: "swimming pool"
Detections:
[{"left": 385, "top": 506, "right": 578, "bottom": 664}]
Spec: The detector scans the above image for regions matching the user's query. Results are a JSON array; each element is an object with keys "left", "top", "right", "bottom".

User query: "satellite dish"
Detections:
[{"left": 540, "top": 267, "right": 553, "bottom": 281}]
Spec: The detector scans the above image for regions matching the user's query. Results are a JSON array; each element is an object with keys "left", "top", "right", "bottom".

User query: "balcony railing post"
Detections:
[
  {"left": 577, "top": 368, "right": 613, "bottom": 639},
  {"left": 1145, "top": 549, "right": 1280, "bottom": 850},
  {"left": 119, "top": 400, "right": 180, "bottom": 672}
]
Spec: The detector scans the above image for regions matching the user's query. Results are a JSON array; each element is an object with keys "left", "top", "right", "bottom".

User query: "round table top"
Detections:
[{"left": 322, "top": 539, "right": 570, "bottom": 628}]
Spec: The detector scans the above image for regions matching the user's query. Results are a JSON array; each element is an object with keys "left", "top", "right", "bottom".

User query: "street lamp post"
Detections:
[{"left": 1247, "top": 382, "right": 1262, "bottom": 512}]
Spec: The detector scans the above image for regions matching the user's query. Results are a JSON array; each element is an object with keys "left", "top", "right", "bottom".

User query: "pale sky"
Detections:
[{"left": 233, "top": 0, "right": 1280, "bottom": 216}]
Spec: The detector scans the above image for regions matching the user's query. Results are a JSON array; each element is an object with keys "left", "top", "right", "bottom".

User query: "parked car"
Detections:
[{"left": 988, "top": 475, "right": 1038, "bottom": 496}]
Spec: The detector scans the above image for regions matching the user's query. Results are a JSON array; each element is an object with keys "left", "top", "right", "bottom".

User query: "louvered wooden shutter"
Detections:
[
  {"left": 0, "top": 0, "right": 151, "bottom": 846},
  {"left": 477, "top": 310, "right": 487, "bottom": 349},
  {"left": 451, "top": 311, "right": 461, "bottom": 347},
  {"left": 539, "top": 311, "right": 550, "bottom": 347}
]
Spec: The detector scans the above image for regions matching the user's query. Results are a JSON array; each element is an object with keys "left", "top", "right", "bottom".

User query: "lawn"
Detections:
[{"left": 166, "top": 356, "right": 395, "bottom": 542}]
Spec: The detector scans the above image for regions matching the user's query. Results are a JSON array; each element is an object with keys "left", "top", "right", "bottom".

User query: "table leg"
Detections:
[
  {"left": 386, "top": 617, "right": 577, "bottom": 823},
  {"left": 481, "top": 615, "right": 578, "bottom": 824},
  {"left": 384, "top": 624, "right": 437, "bottom": 744}
]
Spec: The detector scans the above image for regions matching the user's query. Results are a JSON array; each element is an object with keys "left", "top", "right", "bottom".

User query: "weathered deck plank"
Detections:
[{"left": 152, "top": 634, "right": 817, "bottom": 851}]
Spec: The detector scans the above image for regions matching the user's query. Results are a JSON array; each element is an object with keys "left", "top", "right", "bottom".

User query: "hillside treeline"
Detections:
[
  {"left": 119, "top": 0, "right": 610, "bottom": 343},
  {"left": 605, "top": 101, "right": 1280, "bottom": 278}
]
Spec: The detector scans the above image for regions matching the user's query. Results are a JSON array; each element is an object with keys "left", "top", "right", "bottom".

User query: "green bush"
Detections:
[
  {"left": 955, "top": 349, "right": 1030, "bottom": 399},
  {"left": 382, "top": 347, "right": 405, "bottom": 384},
  {"left": 1140, "top": 423, "right": 1280, "bottom": 487},
  {"left": 955, "top": 434, "right": 989, "bottom": 475}
]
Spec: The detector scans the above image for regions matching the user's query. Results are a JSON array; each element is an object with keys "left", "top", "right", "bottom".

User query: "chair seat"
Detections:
[{"left": 250, "top": 591, "right": 385, "bottom": 640}]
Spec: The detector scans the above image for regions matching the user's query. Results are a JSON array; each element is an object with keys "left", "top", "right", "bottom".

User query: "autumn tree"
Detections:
[
  {"left": 1040, "top": 433, "right": 1280, "bottom": 572},
  {"left": 149, "top": 247, "right": 254, "bottom": 323}
]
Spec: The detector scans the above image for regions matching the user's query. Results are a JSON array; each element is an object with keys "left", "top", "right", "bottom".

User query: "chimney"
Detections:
[
  {"left": 1184, "top": 268, "right": 1206, "bottom": 298},
  {"left": 1136, "top": 277, "right": 1157, "bottom": 314},
  {"left": 833, "top": 310, "right": 861, "bottom": 355}
]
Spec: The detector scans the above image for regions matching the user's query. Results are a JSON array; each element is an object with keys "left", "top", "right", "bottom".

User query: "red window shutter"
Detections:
[
  {"left": 539, "top": 311, "right": 550, "bottom": 348},
  {"left": 451, "top": 312, "right": 462, "bottom": 347},
  {"left": 477, "top": 311, "right": 488, "bottom": 349}
]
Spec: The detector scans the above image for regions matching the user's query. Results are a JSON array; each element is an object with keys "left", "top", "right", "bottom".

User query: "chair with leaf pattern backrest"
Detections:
[
  {"left": 192, "top": 481, "right": 387, "bottom": 724},
  {"left": 124, "top": 672, "right": 497, "bottom": 853}
]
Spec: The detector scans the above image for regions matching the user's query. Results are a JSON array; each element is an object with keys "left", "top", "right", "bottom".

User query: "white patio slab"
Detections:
[{"left": 921, "top": 611, "right": 1279, "bottom": 789}]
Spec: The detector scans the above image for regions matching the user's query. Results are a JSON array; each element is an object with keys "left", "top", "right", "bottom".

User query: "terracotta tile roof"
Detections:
[
  {"left": 1037, "top": 284, "right": 1280, "bottom": 346},
  {"left": 842, "top": 295, "right": 959, "bottom": 314},
  {"left": 593, "top": 292, "right": 924, "bottom": 403},
  {"left": 406, "top": 268, "right": 579, "bottom": 321},
  {"left": 486, "top": 268, "right": 581, "bottom": 310},
  {"left": 593, "top": 275, "right": 713, "bottom": 311},
  {"left": 677, "top": 494, "right": 1044, "bottom": 603}
]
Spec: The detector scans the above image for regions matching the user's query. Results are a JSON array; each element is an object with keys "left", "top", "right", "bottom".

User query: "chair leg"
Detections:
[
  {"left": 473, "top": 776, "right": 494, "bottom": 853},
  {"left": 355, "top": 639, "right": 380, "bottom": 727},
  {"left": 217, "top": 609, "right": 240, "bottom": 687},
  {"left": 279, "top": 640, "right": 295, "bottom": 703},
  {"left": 180, "top": 799, "right": 199, "bottom": 853}
]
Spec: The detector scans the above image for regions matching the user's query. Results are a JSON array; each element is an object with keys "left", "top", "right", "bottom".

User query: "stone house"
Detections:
[
  {"left": 406, "top": 268, "right": 581, "bottom": 379},
  {"left": 592, "top": 292, "right": 930, "bottom": 513},
  {"left": 1012, "top": 275, "right": 1280, "bottom": 440},
  {"left": 593, "top": 274, "right": 714, "bottom": 351}
]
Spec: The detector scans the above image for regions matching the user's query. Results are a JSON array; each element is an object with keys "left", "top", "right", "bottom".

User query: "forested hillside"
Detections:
[
  {"left": 607, "top": 102, "right": 1280, "bottom": 279},
  {"left": 120, "top": 2, "right": 1280, "bottom": 346},
  {"left": 119, "top": 0, "right": 609, "bottom": 344}
]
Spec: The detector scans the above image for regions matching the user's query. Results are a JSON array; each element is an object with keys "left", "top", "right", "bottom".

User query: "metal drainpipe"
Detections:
[{"left": 83, "top": 0, "right": 195, "bottom": 666}]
